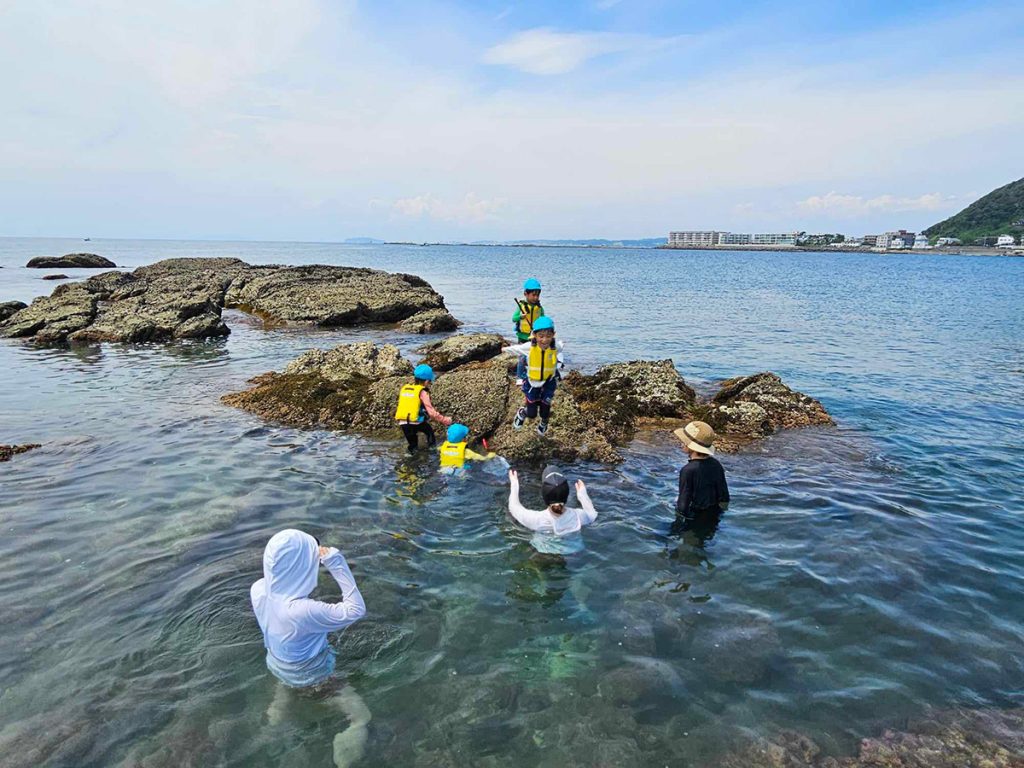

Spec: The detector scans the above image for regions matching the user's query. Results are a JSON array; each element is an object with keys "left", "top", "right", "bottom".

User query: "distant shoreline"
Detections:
[{"left": 386, "top": 241, "right": 1023, "bottom": 257}]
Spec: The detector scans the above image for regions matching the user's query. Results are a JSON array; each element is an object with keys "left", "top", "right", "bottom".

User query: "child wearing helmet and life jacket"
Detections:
[
  {"left": 512, "top": 278, "right": 545, "bottom": 385},
  {"left": 501, "top": 315, "right": 565, "bottom": 436},
  {"left": 438, "top": 423, "right": 497, "bottom": 474},
  {"left": 394, "top": 363, "right": 453, "bottom": 452}
]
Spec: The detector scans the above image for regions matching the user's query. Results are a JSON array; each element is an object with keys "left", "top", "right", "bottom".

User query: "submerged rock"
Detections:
[
  {"left": 26, "top": 252, "right": 116, "bottom": 268},
  {"left": 1, "top": 257, "right": 458, "bottom": 344},
  {"left": 690, "top": 615, "right": 783, "bottom": 684},
  {"left": 0, "top": 444, "right": 41, "bottom": 462},
  {"left": 41, "top": 273, "right": 69, "bottom": 280},
  {"left": 223, "top": 336, "right": 832, "bottom": 462},
  {"left": 718, "top": 707, "right": 1024, "bottom": 768},
  {"left": 0, "top": 301, "right": 27, "bottom": 322}
]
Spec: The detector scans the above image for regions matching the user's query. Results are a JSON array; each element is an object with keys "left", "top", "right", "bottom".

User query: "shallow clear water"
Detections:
[{"left": 1, "top": 237, "right": 1022, "bottom": 766}]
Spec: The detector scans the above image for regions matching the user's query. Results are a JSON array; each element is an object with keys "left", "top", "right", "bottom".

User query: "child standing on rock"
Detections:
[
  {"left": 512, "top": 278, "right": 545, "bottom": 385},
  {"left": 501, "top": 316, "right": 565, "bottom": 436},
  {"left": 394, "top": 363, "right": 453, "bottom": 452}
]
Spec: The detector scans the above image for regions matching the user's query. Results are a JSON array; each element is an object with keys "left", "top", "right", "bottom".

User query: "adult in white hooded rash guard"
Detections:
[
  {"left": 250, "top": 529, "right": 370, "bottom": 768},
  {"left": 507, "top": 467, "right": 597, "bottom": 540}
]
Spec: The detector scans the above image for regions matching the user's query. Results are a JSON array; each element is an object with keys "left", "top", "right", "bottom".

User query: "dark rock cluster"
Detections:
[
  {"left": 25, "top": 253, "right": 116, "bottom": 268},
  {"left": 0, "top": 444, "right": 41, "bottom": 462},
  {"left": 0, "top": 258, "right": 458, "bottom": 344},
  {"left": 222, "top": 334, "right": 833, "bottom": 462}
]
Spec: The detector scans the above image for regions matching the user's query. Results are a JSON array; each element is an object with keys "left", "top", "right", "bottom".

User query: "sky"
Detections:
[{"left": 1, "top": 0, "right": 1023, "bottom": 241}]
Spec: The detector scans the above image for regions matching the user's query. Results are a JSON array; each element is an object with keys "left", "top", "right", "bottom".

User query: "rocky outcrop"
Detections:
[
  {"left": 1, "top": 258, "right": 458, "bottom": 344},
  {"left": 0, "top": 301, "right": 27, "bottom": 322},
  {"left": 41, "top": 274, "right": 69, "bottom": 280},
  {"left": 416, "top": 333, "right": 506, "bottom": 372},
  {"left": 718, "top": 707, "right": 1024, "bottom": 768},
  {"left": 0, "top": 444, "right": 41, "bottom": 462},
  {"left": 700, "top": 372, "right": 834, "bottom": 448},
  {"left": 222, "top": 336, "right": 832, "bottom": 462},
  {"left": 399, "top": 308, "right": 462, "bottom": 334},
  {"left": 26, "top": 253, "right": 116, "bottom": 268}
]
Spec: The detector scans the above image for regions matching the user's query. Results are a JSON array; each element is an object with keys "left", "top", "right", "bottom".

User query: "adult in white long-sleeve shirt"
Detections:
[
  {"left": 507, "top": 468, "right": 597, "bottom": 537},
  {"left": 251, "top": 529, "right": 370, "bottom": 768}
]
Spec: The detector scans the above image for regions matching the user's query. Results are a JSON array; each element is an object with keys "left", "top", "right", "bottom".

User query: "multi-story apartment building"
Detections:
[
  {"left": 751, "top": 232, "right": 799, "bottom": 246},
  {"left": 717, "top": 232, "right": 751, "bottom": 245},
  {"left": 668, "top": 231, "right": 719, "bottom": 247}
]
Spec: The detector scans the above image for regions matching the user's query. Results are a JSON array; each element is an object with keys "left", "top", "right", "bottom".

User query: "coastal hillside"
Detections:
[{"left": 924, "top": 176, "right": 1024, "bottom": 242}]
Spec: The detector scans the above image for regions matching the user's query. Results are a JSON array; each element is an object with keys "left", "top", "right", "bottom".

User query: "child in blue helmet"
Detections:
[
  {"left": 512, "top": 278, "right": 545, "bottom": 385},
  {"left": 439, "top": 423, "right": 497, "bottom": 473},
  {"left": 394, "top": 363, "right": 453, "bottom": 452},
  {"left": 501, "top": 316, "right": 566, "bottom": 436}
]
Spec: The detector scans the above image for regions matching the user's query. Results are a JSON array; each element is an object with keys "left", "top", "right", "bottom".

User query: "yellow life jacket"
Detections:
[
  {"left": 516, "top": 300, "right": 543, "bottom": 336},
  {"left": 394, "top": 383, "right": 424, "bottom": 422},
  {"left": 439, "top": 441, "right": 467, "bottom": 468},
  {"left": 527, "top": 345, "right": 558, "bottom": 382}
]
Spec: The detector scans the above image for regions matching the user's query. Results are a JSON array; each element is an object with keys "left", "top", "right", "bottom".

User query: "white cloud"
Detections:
[
  {"left": 387, "top": 194, "right": 506, "bottom": 225},
  {"left": 482, "top": 28, "right": 658, "bottom": 74},
  {"left": 796, "top": 191, "right": 956, "bottom": 218}
]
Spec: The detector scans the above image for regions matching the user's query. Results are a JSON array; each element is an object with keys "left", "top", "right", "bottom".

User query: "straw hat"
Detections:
[{"left": 673, "top": 421, "right": 716, "bottom": 455}]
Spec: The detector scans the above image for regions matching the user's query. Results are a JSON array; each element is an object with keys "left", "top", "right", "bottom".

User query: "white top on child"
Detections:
[{"left": 501, "top": 339, "right": 567, "bottom": 389}]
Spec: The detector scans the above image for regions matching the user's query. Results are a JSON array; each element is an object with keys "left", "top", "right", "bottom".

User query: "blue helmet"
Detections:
[
  {"left": 413, "top": 363, "right": 435, "bottom": 381},
  {"left": 532, "top": 316, "right": 554, "bottom": 332},
  {"left": 447, "top": 423, "right": 469, "bottom": 443},
  {"left": 523, "top": 278, "right": 542, "bottom": 291}
]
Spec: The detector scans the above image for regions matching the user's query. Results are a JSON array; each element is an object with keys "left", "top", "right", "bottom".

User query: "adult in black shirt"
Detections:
[{"left": 673, "top": 421, "right": 730, "bottom": 519}]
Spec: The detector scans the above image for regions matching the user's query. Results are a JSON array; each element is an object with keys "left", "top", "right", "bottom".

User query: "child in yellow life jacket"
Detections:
[
  {"left": 439, "top": 423, "right": 496, "bottom": 474},
  {"left": 512, "top": 278, "right": 544, "bottom": 385},
  {"left": 394, "top": 364, "right": 453, "bottom": 453},
  {"left": 501, "top": 316, "right": 565, "bottom": 436}
]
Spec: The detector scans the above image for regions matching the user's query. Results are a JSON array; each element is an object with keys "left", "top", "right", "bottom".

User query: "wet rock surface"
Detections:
[
  {"left": 0, "top": 444, "right": 41, "bottom": 462},
  {"left": 0, "top": 301, "right": 27, "bottom": 322},
  {"left": 718, "top": 707, "right": 1024, "bottom": 768},
  {"left": 703, "top": 371, "right": 834, "bottom": 448},
  {"left": 399, "top": 307, "right": 462, "bottom": 334},
  {"left": 41, "top": 273, "right": 69, "bottom": 280},
  {"left": 223, "top": 336, "right": 832, "bottom": 462},
  {"left": 26, "top": 252, "right": 116, "bottom": 268},
  {"left": 1, "top": 257, "right": 457, "bottom": 344}
]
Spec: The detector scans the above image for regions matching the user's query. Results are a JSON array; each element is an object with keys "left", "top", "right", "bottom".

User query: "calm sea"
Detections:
[{"left": 0, "top": 237, "right": 1021, "bottom": 766}]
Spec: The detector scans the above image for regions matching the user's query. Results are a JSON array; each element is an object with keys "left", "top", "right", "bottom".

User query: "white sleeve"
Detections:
[
  {"left": 508, "top": 475, "right": 552, "bottom": 532},
  {"left": 556, "top": 340, "right": 568, "bottom": 371},
  {"left": 501, "top": 341, "right": 531, "bottom": 357},
  {"left": 300, "top": 549, "right": 367, "bottom": 631},
  {"left": 574, "top": 484, "right": 597, "bottom": 525}
]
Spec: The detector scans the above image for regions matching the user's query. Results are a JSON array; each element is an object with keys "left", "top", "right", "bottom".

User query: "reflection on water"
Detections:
[{"left": 0, "top": 239, "right": 1022, "bottom": 766}]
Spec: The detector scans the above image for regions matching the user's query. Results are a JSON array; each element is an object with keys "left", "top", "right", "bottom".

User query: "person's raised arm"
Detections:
[
  {"left": 302, "top": 547, "right": 367, "bottom": 631},
  {"left": 420, "top": 389, "right": 452, "bottom": 426},
  {"left": 507, "top": 469, "right": 549, "bottom": 531},
  {"left": 574, "top": 480, "right": 597, "bottom": 524},
  {"left": 501, "top": 341, "right": 531, "bottom": 357}
]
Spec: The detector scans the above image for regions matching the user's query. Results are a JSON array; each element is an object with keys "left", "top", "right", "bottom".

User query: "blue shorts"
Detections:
[{"left": 522, "top": 377, "right": 557, "bottom": 404}]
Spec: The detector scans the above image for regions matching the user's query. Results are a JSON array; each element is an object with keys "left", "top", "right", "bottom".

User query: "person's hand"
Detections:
[
  {"left": 318, "top": 546, "right": 330, "bottom": 559},
  {"left": 575, "top": 480, "right": 586, "bottom": 493}
]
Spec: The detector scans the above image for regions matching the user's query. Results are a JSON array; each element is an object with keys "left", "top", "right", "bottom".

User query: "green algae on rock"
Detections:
[
  {"left": 1, "top": 257, "right": 459, "bottom": 344},
  {"left": 222, "top": 334, "right": 833, "bottom": 462}
]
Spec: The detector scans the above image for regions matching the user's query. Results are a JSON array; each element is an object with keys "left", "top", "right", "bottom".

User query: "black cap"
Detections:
[{"left": 541, "top": 466, "right": 569, "bottom": 506}]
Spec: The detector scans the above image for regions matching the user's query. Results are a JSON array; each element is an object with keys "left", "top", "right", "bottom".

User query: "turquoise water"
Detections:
[{"left": 0, "top": 237, "right": 1021, "bottom": 766}]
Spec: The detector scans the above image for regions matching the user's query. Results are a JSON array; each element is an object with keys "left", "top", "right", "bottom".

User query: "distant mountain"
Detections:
[{"left": 924, "top": 177, "right": 1024, "bottom": 242}]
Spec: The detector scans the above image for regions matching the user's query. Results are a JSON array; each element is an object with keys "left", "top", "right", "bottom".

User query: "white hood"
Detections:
[{"left": 263, "top": 529, "right": 319, "bottom": 600}]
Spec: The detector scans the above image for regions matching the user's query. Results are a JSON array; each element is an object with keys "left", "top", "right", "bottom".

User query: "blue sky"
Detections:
[{"left": 1, "top": 0, "right": 1022, "bottom": 241}]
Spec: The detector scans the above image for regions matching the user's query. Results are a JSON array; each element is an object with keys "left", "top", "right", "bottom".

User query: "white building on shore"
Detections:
[
  {"left": 997, "top": 234, "right": 1017, "bottom": 247},
  {"left": 668, "top": 231, "right": 719, "bottom": 247},
  {"left": 912, "top": 234, "right": 932, "bottom": 249},
  {"left": 751, "top": 232, "right": 799, "bottom": 246}
]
